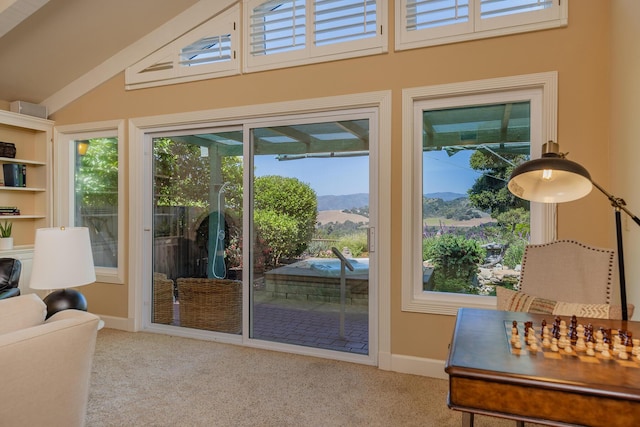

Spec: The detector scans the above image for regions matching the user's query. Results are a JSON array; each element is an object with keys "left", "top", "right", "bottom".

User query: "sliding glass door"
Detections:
[
  {"left": 249, "top": 117, "right": 371, "bottom": 355},
  {"left": 151, "top": 128, "right": 244, "bottom": 333},
  {"left": 148, "top": 111, "right": 376, "bottom": 358}
]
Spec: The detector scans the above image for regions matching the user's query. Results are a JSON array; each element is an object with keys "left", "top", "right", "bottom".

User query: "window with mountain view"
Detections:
[{"left": 421, "top": 102, "right": 531, "bottom": 296}]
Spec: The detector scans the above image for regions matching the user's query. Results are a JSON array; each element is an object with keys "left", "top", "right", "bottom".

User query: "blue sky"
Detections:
[{"left": 253, "top": 150, "right": 481, "bottom": 196}]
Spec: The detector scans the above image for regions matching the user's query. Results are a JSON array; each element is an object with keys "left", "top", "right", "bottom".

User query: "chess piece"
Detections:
[
  {"left": 632, "top": 338, "right": 640, "bottom": 356},
  {"left": 586, "top": 341, "right": 595, "bottom": 356},
  {"left": 550, "top": 338, "right": 559, "bottom": 352}
]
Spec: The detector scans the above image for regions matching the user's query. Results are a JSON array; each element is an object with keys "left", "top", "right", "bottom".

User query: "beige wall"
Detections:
[
  {"left": 49, "top": 2, "right": 617, "bottom": 360},
  {"left": 611, "top": 1, "right": 640, "bottom": 322}
]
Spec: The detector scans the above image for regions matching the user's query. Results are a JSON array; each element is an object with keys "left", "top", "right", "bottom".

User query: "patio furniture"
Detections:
[
  {"left": 177, "top": 278, "right": 242, "bottom": 334},
  {"left": 153, "top": 273, "right": 174, "bottom": 325}
]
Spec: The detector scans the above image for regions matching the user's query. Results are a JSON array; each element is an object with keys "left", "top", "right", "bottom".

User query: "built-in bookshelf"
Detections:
[{"left": 0, "top": 109, "right": 53, "bottom": 248}]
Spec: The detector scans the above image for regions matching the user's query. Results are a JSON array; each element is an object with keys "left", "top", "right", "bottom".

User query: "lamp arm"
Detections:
[{"left": 592, "top": 181, "right": 640, "bottom": 227}]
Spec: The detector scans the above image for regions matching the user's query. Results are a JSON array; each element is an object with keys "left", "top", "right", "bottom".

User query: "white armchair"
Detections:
[{"left": 0, "top": 294, "right": 100, "bottom": 426}]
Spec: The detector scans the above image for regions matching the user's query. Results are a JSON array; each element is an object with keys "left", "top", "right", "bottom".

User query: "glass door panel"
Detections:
[
  {"left": 151, "top": 130, "right": 244, "bottom": 333},
  {"left": 250, "top": 119, "right": 370, "bottom": 354}
]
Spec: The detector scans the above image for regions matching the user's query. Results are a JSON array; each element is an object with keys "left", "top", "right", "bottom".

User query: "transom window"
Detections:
[
  {"left": 244, "top": 0, "right": 387, "bottom": 72},
  {"left": 396, "top": 0, "right": 568, "bottom": 51}
]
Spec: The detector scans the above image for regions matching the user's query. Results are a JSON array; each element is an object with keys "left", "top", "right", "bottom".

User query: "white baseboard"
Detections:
[
  {"left": 390, "top": 354, "right": 448, "bottom": 380},
  {"left": 99, "top": 315, "right": 136, "bottom": 332},
  {"left": 96, "top": 316, "right": 448, "bottom": 380}
]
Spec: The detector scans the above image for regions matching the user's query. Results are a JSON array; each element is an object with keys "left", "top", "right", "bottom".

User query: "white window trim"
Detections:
[
  {"left": 53, "top": 120, "right": 126, "bottom": 284},
  {"left": 401, "top": 72, "right": 558, "bottom": 315},
  {"left": 125, "top": 4, "right": 240, "bottom": 90},
  {"left": 129, "top": 91, "right": 392, "bottom": 368},
  {"left": 395, "top": 0, "right": 568, "bottom": 51},
  {"left": 243, "top": 0, "right": 388, "bottom": 73}
]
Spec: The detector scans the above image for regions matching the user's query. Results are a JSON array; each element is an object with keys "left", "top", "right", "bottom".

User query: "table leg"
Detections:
[{"left": 462, "top": 412, "right": 474, "bottom": 427}]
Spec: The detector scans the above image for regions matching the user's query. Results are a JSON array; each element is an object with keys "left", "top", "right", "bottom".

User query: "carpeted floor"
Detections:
[{"left": 87, "top": 329, "right": 527, "bottom": 426}]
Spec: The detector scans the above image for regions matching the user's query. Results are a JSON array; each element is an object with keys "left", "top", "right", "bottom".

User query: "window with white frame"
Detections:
[
  {"left": 244, "top": 0, "right": 387, "bottom": 72},
  {"left": 54, "top": 121, "right": 126, "bottom": 284},
  {"left": 126, "top": 4, "right": 240, "bottom": 90},
  {"left": 401, "top": 73, "right": 558, "bottom": 315},
  {"left": 395, "top": 0, "right": 568, "bottom": 51}
]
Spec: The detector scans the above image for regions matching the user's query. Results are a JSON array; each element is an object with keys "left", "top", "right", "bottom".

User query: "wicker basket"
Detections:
[
  {"left": 153, "top": 276, "right": 174, "bottom": 325},
  {"left": 177, "top": 278, "right": 242, "bottom": 334}
]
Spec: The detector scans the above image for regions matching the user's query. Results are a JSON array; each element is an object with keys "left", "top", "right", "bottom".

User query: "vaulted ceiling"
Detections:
[{"left": 0, "top": 0, "right": 199, "bottom": 106}]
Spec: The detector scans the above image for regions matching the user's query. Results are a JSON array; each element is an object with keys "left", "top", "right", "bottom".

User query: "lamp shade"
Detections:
[
  {"left": 29, "top": 227, "right": 96, "bottom": 290},
  {"left": 507, "top": 142, "right": 593, "bottom": 203}
]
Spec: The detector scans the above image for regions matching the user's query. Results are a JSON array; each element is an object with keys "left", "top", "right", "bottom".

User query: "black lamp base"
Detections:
[{"left": 43, "top": 288, "right": 87, "bottom": 319}]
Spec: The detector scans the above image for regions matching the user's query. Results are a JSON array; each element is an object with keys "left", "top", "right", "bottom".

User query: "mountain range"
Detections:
[{"left": 317, "top": 192, "right": 466, "bottom": 211}]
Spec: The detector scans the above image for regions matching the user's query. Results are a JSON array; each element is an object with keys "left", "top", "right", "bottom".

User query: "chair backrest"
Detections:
[
  {"left": 0, "top": 257, "right": 21, "bottom": 292},
  {"left": 519, "top": 240, "right": 614, "bottom": 304}
]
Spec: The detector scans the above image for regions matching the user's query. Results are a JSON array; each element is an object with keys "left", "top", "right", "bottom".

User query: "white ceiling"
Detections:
[{"left": 0, "top": 0, "right": 199, "bottom": 105}]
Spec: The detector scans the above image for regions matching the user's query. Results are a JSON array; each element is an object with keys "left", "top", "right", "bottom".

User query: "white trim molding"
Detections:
[{"left": 401, "top": 72, "right": 559, "bottom": 316}]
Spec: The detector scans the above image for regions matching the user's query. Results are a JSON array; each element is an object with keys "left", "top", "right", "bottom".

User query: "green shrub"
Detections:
[
  {"left": 425, "top": 234, "right": 485, "bottom": 293},
  {"left": 336, "top": 231, "right": 368, "bottom": 257}
]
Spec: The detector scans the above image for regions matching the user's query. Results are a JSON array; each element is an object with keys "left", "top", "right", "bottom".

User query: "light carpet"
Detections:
[{"left": 87, "top": 328, "right": 524, "bottom": 426}]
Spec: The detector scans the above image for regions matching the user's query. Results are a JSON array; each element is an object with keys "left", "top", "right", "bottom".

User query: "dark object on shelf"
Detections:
[
  {"left": 0, "top": 258, "right": 21, "bottom": 300},
  {"left": 0, "top": 142, "right": 16, "bottom": 158},
  {"left": 2, "top": 164, "right": 26, "bottom": 187}
]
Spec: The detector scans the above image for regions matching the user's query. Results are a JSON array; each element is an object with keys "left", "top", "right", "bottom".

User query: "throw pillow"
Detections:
[
  {"left": 495, "top": 287, "right": 617, "bottom": 319},
  {"left": 0, "top": 293, "right": 46, "bottom": 335}
]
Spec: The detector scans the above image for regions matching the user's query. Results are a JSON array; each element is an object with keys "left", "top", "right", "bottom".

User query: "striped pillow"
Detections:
[{"left": 495, "top": 287, "right": 612, "bottom": 319}]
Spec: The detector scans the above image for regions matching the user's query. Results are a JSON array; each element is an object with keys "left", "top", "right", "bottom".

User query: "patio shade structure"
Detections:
[{"left": 508, "top": 141, "right": 640, "bottom": 321}]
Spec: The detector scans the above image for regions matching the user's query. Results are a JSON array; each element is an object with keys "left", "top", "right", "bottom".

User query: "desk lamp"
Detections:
[
  {"left": 29, "top": 227, "right": 96, "bottom": 319},
  {"left": 508, "top": 141, "right": 640, "bottom": 320}
]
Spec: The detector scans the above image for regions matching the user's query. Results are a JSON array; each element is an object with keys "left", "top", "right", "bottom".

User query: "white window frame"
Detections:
[
  {"left": 129, "top": 91, "right": 391, "bottom": 366},
  {"left": 243, "top": 0, "right": 388, "bottom": 73},
  {"left": 53, "top": 120, "right": 126, "bottom": 284},
  {"left": 125, "top": 4, "right": 240, "bottom": 90},
  {"left": 395, "top": 0, "right": 568, "bottom": 51},
  {"left": 401, "top": 72, "right": 558, "bottom": 315}
]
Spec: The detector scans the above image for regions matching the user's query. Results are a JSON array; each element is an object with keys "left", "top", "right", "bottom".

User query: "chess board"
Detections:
[{"left": 504, "top": 319, "right": 640, "bottom": 368}]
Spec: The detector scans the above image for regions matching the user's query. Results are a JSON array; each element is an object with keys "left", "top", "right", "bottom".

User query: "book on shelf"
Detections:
[
  {"left": 2, "top": 164, "right": 26, "bottom": 187},
  {"left": 0, "top": 206, "right": 20, "bottom": 215}
]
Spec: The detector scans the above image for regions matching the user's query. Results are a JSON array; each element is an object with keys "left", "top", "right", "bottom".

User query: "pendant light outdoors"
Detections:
[{"left": 507, "top": 141, "right": 593, "bottom": 203}]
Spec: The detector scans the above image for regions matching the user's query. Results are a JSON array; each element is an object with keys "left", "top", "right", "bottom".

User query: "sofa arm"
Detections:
[{"left": 0, "top": 309, "right": 100, "bottom": 427}]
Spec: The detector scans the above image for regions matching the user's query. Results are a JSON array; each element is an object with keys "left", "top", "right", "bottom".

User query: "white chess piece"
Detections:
[{"left": 550, "top": 338, "right": 559, "bottom": 352}]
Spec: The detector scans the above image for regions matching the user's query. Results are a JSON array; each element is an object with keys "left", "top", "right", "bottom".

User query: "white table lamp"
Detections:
[{"left": 30, "top": 227, "right": 96, "bottom": 318}]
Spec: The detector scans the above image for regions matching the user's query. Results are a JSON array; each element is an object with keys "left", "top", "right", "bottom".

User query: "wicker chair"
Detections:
[
  {"left": 177, "top": 278, "right": 242, "bottom": 334},
  {"left": 153, "top": 273, "right": 174, "bottom": 325}
]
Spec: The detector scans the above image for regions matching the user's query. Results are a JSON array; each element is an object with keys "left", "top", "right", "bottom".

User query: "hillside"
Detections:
[
  {"left": 316, "top": 210, "right": 369, "bottom": 225},
  {"left": 317, "top": 192, "right": 466, "bottom": 211}
]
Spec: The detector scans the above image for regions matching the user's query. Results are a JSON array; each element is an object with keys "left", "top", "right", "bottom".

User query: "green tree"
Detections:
[
  {"left": 467, "top": 150, "right": 529, "bottom": 216},
  {"left": 254, "top": 175, "right": 317, "bottom": 264},
  {"left": 76, "top": 138, "right": 118, "bottom": 206}
]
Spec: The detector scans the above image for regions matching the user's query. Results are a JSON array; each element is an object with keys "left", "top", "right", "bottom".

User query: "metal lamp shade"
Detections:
[
  {"left": 29, "top": 227, "right": 96, "bottom": 291},
  {"left": 508, "top": 154, "right": 593, "bottom": 203}
]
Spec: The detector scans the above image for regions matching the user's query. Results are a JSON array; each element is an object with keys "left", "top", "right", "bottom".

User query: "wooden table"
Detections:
[{"left": 445, "top": 308, "right": 640, "bottom": 427}]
